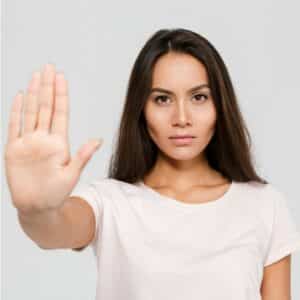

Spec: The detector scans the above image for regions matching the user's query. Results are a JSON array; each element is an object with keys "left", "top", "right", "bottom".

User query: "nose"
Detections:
[{"left": 173, "top": 101, "right": 191, "bottom": 127}]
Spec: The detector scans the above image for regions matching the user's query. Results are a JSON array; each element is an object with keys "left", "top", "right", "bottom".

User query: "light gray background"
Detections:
[{"left": 2, "top": 0, "right": 300, "bottom": 299}]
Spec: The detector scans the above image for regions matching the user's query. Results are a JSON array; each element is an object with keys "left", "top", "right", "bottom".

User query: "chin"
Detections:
[{"left": 161, "top": 149, "right": 202, "bottom": 161}]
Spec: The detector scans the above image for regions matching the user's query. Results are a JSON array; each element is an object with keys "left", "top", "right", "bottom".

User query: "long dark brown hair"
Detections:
[{"left": 107, "top": 28, "right": 268, "bottom": 185}]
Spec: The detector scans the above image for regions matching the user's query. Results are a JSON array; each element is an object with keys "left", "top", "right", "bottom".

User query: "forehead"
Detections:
[{"left": 151, "top": 52, "right": 208, "bottom": 88}]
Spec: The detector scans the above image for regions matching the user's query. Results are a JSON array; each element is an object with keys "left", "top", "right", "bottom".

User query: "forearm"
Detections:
[{"left": 17, "top": 205, "right": 69, "bottom": 249}]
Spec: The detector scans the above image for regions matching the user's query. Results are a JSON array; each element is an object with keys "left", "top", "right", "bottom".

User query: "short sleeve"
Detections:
[
  {"left": 69, "top": 181, "right": 103, "bottom": 252},
  {"left": 263, "top": 185, "right": 300, "bottom": 267}
]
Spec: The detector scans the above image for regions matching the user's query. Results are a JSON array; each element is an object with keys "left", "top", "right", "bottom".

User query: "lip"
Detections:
[
  {"left": 169, "top": 135, "right": 195, "bottom": 139},
  {"left": 169, "top": 136, "right": 195, "bottom": 146}
]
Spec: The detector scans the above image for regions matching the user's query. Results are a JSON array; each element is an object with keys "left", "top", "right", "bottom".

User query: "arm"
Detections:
[
  {"left": 4, "top": 63, "right": 103, "bottom": 251},
  {"left": 260, "top": 255, "right": 291, "bottom": 300},
  {"left": 18, "top": 196, "right": 96, "bottom": 250}
]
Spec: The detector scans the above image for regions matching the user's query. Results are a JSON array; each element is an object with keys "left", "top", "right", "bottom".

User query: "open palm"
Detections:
[{"left": 4, "top": 64, "right": 103, "bottom": 215}]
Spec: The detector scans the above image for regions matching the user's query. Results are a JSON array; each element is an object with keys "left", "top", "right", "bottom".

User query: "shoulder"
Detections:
[
  {"left": 248, "top": 181, "right": 289, "bottom": 211},
  {"left": 237, "top": 180, "right": 293, "bottom": 226},
  {"left": 235, "top": 180, "right": 283, "bottom": 204},
  {"left": 91, "top": 177, "right": 138, "bottom": 190},
  {"left": 232, "top": 180, "right": 286, "bottom": 218},
  {"left": 88, "top": 177, "right": 141, "bottom": 200}
]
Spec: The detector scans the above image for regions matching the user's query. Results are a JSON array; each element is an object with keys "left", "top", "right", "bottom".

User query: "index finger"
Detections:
[{"left": 7, "top": 91, "right": 24, "bottom": 143}]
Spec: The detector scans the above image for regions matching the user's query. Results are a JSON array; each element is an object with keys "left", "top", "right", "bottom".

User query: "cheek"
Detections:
[
  {"left": 144, "top": 106, "right": 166, "bottom": 138},
  {"left": 146, "top": 117, "right": 165, "bottom": 143},
  {"left": 194, "top": 103, "right": 217, "bottom": 132}
]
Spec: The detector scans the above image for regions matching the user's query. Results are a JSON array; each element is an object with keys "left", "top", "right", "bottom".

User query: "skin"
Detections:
[
  {"left": 4, "top": 64, "right": 101, "bottom": 215},
  {"left": 260, "top": 255, "right": 291, "bottom": 300},
  {"left": 143, "top": 52, "right": 291, "bottom": 298},
  {"left": 143, "top": 51, "right": 230, "bottom": 203}
]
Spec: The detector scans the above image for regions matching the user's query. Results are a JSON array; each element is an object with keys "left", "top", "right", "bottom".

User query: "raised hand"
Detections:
[{"left": 4, "top": 64, "right": 103, "bottom": 215}]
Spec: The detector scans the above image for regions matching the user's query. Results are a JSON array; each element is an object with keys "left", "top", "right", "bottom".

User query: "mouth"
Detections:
[
  {"left": 169, "top": 135, "right": 195, "bottom": 139},
  {"left": 169, "top": 136, "right": 195, "bottom": 146}
]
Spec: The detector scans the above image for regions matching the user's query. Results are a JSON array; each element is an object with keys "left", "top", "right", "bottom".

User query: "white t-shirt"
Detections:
[{"left": 70, "top": 178, "right": 300, "bottom": 300}]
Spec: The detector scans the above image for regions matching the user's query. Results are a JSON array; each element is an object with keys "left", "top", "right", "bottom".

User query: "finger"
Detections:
[
  {"left": 7, "top": 91, "right": 24, "bottom": 143},
  {"left": 37, "top": 63, "right": 55, "bottom": 132},
  {"left": 67, "top": 139, "right": 103, "bottom": 175},
  {"left": 51, "top": 72, "right": 69, "bottom": 140},
  {"left": 23, "top": 71, "right": 41, "bottom": 134}
]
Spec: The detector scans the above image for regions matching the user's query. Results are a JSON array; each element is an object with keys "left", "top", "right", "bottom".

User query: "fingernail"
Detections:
[
  {"left": 56, "top": 72, "right": 64, "bottom": 80},
  {"left": 32, "top": 71, "right": 41, "bottom": 79},
  {"left": 94, "top": 139, "right": 103, "bottom": 147},
  {"left": 17, "top": 90, "right": 23, "bottom": 97},
  {"left": 43, "top": 63, "right": 54, "bottom": 72}
]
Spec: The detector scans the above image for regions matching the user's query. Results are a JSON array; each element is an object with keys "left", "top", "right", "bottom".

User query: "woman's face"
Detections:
[{"left": 143, "top": 52, "right": 217, "bottom": 162}]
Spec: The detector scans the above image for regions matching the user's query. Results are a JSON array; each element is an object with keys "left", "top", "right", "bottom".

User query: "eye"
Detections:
[
  {"left": 193, "top": 93, "right": 208, "bottom": 102},
  {"left": 153, "top": 95, "right": 170, "bottom": 104},
  {"left": 153, "top": 93, "right": 209, "bottom": 105}
]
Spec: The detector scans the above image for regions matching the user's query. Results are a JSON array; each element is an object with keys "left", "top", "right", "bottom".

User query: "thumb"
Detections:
[{"left": 68, "top": 138, "right": 103, "bottom": 175}]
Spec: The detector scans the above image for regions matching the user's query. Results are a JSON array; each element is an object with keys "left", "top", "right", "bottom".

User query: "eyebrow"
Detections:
[{"left": 150, "top": 84, "right": 210, "bottom": 95}]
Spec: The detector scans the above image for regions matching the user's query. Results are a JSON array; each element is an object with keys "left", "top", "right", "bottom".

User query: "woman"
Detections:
[{"left": 5, "top": 28, "right": 300, "bottom": 299}]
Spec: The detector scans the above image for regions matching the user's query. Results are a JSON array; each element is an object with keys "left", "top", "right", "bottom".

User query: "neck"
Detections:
[{"left": 143, "top": 152, "right": 227, "bottom": 188}]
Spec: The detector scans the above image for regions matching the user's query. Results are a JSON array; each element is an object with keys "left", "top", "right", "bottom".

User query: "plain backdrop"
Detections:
[{"left": 2, "top": 0, "right": 300, "bottom": 299}]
